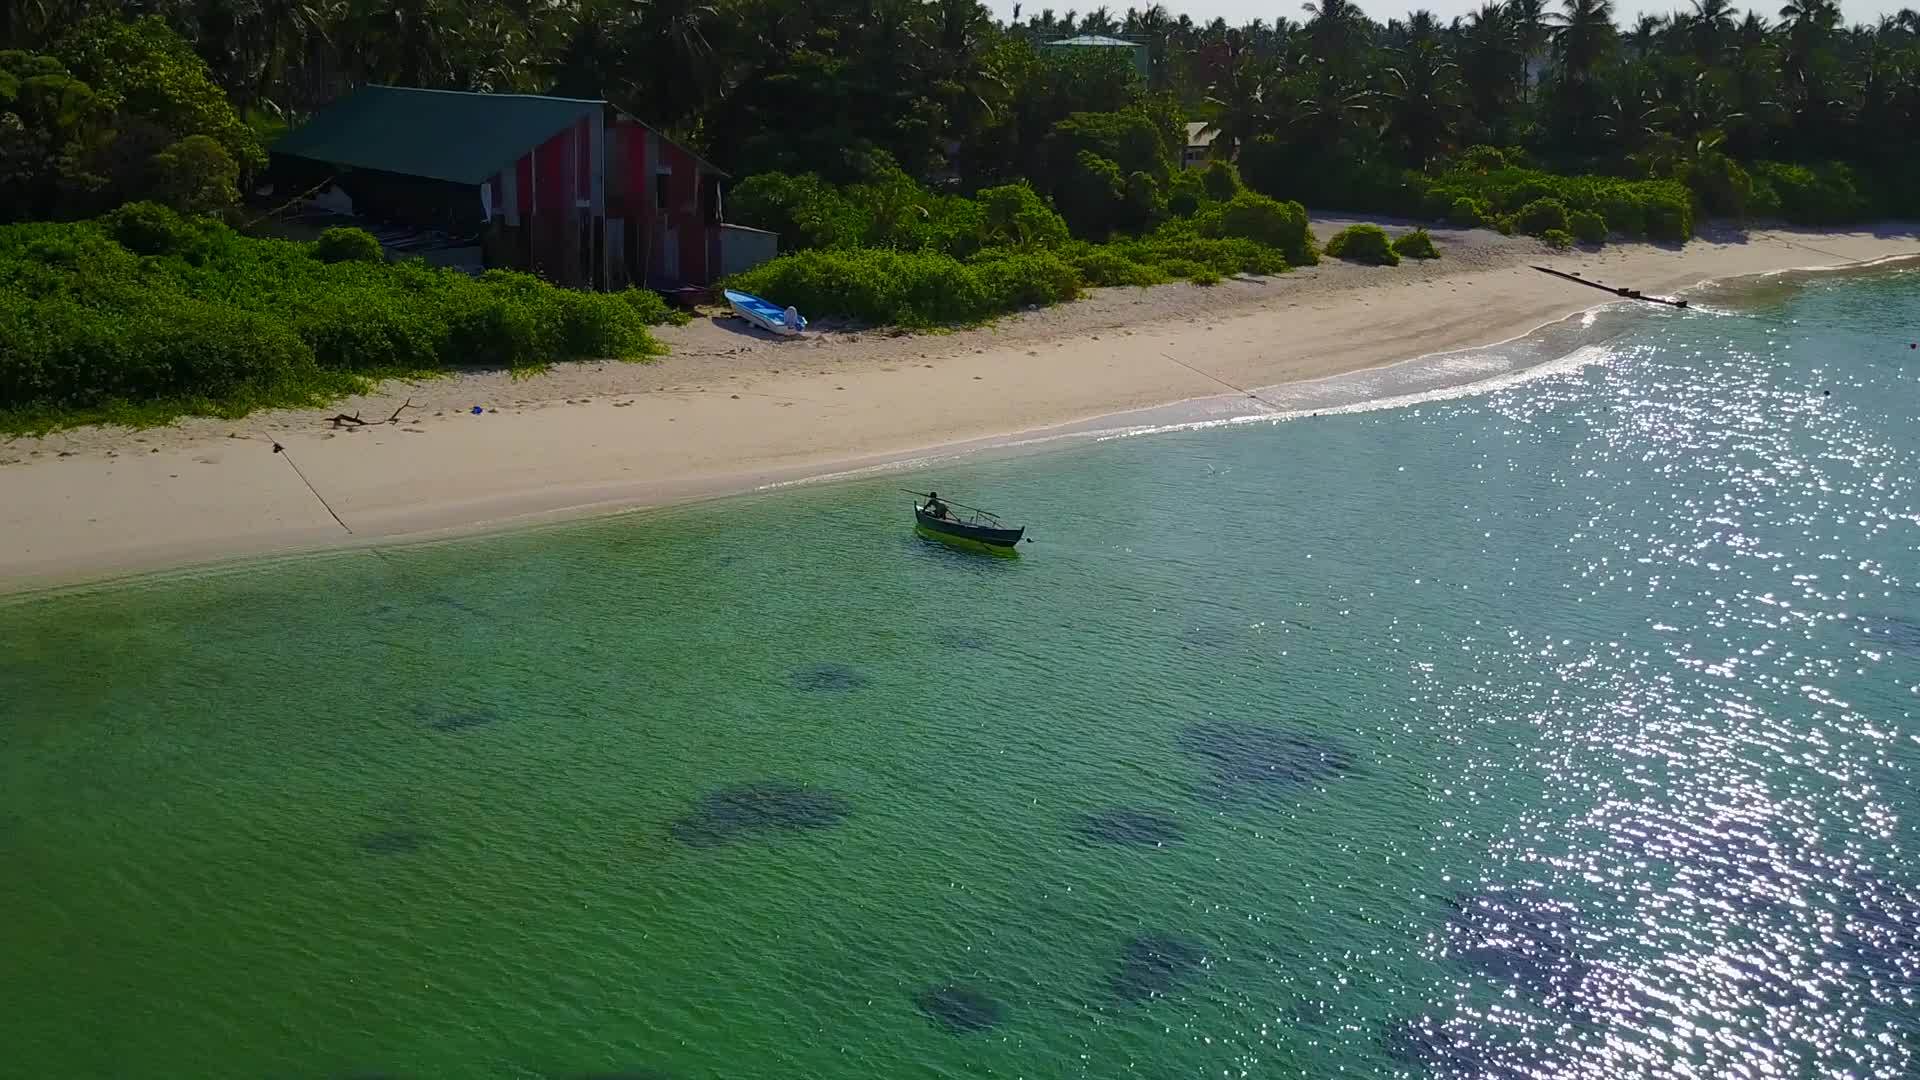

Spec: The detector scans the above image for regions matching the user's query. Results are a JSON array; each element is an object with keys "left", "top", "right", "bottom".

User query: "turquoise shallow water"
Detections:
[{"left": 2, "top": 267, "right": 1918, "bottom": 1079}]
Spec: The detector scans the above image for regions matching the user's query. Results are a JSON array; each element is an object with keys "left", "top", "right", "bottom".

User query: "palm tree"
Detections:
[
  {"left": 1686, "top": 0, "right": 1735, "bottom": 61},
  {"left": 1301, "top": 0, "right": 1368, "bottom": 71},
  {"left": 1510, "top": 0, "right": 1551, "bottom": 94},
  {"left": 1201, "top": 51, "right": 1274, "bottom": 157},
  {"left": 1078, "top": 5, "right": 1118, "bottom": 34},
  {"left": 1458, "top": 2, "right": 1525, "bottom": 133},
  {"left": 1626, "top": 12, "right": 1666, "bottom": 58},
  {"left": 1551, "top": 0, "right": 1616, "bottom": 82},
  {"left": 1380, "top": 39, "right": 1460, "bottom": 168},
  {"left": 1289, "top": 66, "right": 1376, "bottom": 152}
]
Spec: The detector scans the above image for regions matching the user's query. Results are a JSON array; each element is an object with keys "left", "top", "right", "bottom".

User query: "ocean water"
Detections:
[{"left": 2, "top": 265, "right": 1918, "bottom": 1080}]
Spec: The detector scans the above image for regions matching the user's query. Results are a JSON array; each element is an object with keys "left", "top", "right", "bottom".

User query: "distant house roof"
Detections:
[
  {"left": 1041, "top": 35, "right": 1149, "bottom": 78},
  {"left": 1044, "top": 34, "right": 1141, "bottom": 47},
  {"left": 275, "top": 85, "right": 729, "bottom": 185},
  {"left": 1185, "top": 122, "right": 1218, "bottom": 149},
  {"left": 274, "top": 86, "right": 601, "bottom": 185}
]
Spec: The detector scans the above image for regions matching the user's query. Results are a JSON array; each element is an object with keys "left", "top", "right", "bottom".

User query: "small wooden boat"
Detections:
[
  {"left": 908, "top": 491, "right": 1025, "bottom": 555},
  {"left": 724, "top": 288, "right": 806, "bottom": 335}
]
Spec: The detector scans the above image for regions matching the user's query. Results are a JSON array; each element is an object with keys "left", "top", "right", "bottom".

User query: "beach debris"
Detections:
[
  {"left": 1111, "top": 933, "right": 1206, "bottom": 1003},
  {"left": 1176, "top": 721, "right": 1355, "bottom": 800},
  {"left": 668, "top": 781, "right": 853, "bottom": 847},
  {"left": 787, "top": 662, "right": 868, "bottom": 693},
  {"left": 1531, "top": 265, "right": 1688, "bottom": 308},
  {"left": 471, "top": 405, "right": 484, "bottom": 414},
  {"left": 913, "top": 983, "right": 1008, "bottom": 1034},
  {"left": 356, "top": 828, "right": 428, "bottom": 855},
  {"left": 326, "top": 398, "right": 418, "bottom": 429},
  {"left": 1073, "top": 808, "right": 1183, "bottom": 847}
]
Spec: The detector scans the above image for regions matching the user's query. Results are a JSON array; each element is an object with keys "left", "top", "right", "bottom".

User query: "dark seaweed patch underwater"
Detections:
[
  {"left": 1072, "top": 808, "right": 1183, "bottom": 847},
  {"left": 1441, "top": 889, "right": 1593, "bottom": 1005},
  {"left": 786, "top": 663, "right": 869, "bottom": 692},
  {"left": 1176, "top": 721, "right": 1354, "bottom": 800},
  {"left": 913, "top": 983, "right": 1008, "bottom": 1034},
  {"left": 356, "top": 829, "right": 428, "bottom": 855},
  {"left": 1110, "top": 933, "right": 1206, "bottom": 1003},
  {"left": 668, "top": 781, "right": 853, "bottom": 847}
]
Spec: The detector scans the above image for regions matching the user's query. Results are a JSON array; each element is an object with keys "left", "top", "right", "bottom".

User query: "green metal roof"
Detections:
[{"left": 272, "top": 86, "right": 603, "bottom": 186}]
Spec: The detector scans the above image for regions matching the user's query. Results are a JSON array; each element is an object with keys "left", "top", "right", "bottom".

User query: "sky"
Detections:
[{"left": 983, "top": 0, "right": 1908, "bottom": 29}]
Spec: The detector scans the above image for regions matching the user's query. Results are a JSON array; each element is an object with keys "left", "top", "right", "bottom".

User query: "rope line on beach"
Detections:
[
  {"left": 1159, "top": 352, "right": 1285, "bottom": 413},
  {"left": 1771, "top": 236, "right": 1867, "bottom": 264},
  {"left": 268, "top": 439, "right": 353, "bottom": 534}
]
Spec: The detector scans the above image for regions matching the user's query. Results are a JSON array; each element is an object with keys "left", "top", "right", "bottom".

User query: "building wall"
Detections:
[
  {"left": 719, "top": 225, "right": 779, "bottom": 277},
  {"left": 487, "top": 110, "right": 716, "bottom": 289}
]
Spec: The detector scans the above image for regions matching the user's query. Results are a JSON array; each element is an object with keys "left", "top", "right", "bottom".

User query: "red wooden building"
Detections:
[{"left": 273, "top": 86, "right": 729, "bottom": 289}]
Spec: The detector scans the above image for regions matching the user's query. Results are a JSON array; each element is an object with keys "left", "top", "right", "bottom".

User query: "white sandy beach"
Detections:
[{"left": 3, "top": 218, "right": 1917, "bottom": 592}]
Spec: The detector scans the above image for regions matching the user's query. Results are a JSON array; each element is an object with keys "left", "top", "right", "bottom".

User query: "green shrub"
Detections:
[
  {"left": 1643, "top": 199, "right": 1692, "bottom": 243},
  {"left": 1199, "top": 160, "right": 1241, "bottom": 201},
  {"left": 1685, "top": 152, "right": 1753, "bottom": 219},
  {"left": 1167, "top": 189, "right": 1201, "bottom": 217},
  {"left": 1189, "top": 267, "right": 1222, "bottom": 285},
  {"left": 1109, "top": 223, "right": 1291, "bottom": 276},
  {"left": 149, "top": 135, "right": 238, "bottom": 215},
  {"left": 726, "top": 247, "right": 1080, "bottom": 328},
  {"left": 102, "top": 201, "right": 204, "bottom": 257},
  {"left": 1325, "top": 223, "right": 1400, "bottom": 265},
  {"left": 1541, "top": 228, "right": 1574, "bottom": 250},
  {"left": 0, "top": 214, "right": 667, "bottom": 431},
  {"left": 617, "top": 287, "right": 691, "bottom": 326},
  {"left": 1198, "top": 192, "right": 1317, "bottom": 266},
  {"left": 1751, "top": 161, "right": 1868, "bottom": 225},
  {"left": 1072, "top": 247, "right": 1166, "bottom": 286},
  {"left": 314, "top": 226, "right": 383, "bottom": 264},
  {"left": 1447, "top": 196, "right": 1486, "bottom": 228},
  {"left": 1568, "top": 210, "right": 1607, "bottom": 245},
  {"left": 1391, "top": 228, "right": 1440, "bottom": 259},
  {"left": 976, "top": 182, "right": 1070, "bottom": 249},
  {"left": 1456, "top": 145, "right": 1509, "bottom": 173},
  {"left": 1156, "top": 258, "right": 1207, "bottom": 279},
  {"left": 970, "top": 248, "right": 1083, "bottom": 310},
  {"left": 1513, "top": 197, "right": 1571, "bottom": 237}
]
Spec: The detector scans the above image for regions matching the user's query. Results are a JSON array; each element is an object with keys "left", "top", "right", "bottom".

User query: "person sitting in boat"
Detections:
[{"left": 924, "top": 492, "right": 951, "bottom": 519}]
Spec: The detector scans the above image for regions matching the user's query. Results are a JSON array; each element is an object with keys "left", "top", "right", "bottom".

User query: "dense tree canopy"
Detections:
[{"left": 2, "top": 0, "right": 1917, "bottom": 222}]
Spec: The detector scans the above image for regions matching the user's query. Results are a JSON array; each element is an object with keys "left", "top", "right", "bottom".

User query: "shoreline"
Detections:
[{"left": 4, "top": 221, "right": 1917, "bottom": 596}]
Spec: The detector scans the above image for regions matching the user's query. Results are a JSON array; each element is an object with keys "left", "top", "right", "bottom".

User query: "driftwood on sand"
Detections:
[{"left": 326, "top": 398, "right": 420, "bottom": 429}]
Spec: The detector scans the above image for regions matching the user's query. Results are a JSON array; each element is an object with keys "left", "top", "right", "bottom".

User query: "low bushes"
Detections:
[
  {"left": 1325, "top": 223, "right": 1399, "bottom": 265},
  {"left": 1541, "top": 229, "right": 1575, "bottom": 250},
  {"left": 1196, "top": 192, "right": 1319, "bottom": 266},
  {"left": 725, "top": 247, "right": 1080, "bottom": 328},
  {"left": 1512, "top": 197, "right": 1571, "bottom": 237},
  {"left": 0, "top": 204, "right": 677, "bottom": 431},
  {"left": 314, "top": 226, "right": 384, "bottom": 264},
  {"left": 1569, "top": 210, "right": 1608, "bottom": 245},
  {"left": 1411, "top": 155, "right": 1695, "bottom": 245},
  {"left": 1392, "top": 228, "right": 1440, "bottom": 259},
  {"left": 1447, "top": 197, "right": 1487, "bottom": 228},
  {"left": 1751, "top": 161, "right": 1869, "bottom": 225}
]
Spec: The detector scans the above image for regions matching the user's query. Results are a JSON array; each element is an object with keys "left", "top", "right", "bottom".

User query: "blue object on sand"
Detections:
[
  {"left": 471, "top": 406, "right": 483, "bottom": 414},
  {"left": 724, "top": 289, "right": 806, "bottom": 336}
]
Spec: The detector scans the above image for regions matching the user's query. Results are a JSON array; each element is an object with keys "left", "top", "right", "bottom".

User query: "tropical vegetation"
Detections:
[
  {"left": 3, "top": 0, "right": 1917, "bottom": 423},
  {"left": 0, "top": 205, "right": 680, "bottom": 432}
]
